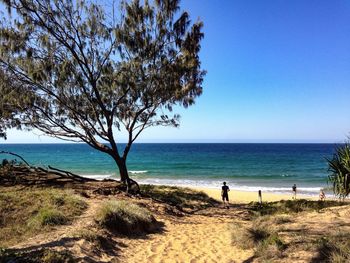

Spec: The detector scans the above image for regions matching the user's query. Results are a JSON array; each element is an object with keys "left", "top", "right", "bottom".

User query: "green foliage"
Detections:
[
  {"left": 0, "top": 0, "right": 205, "bottom": 179},
  {"left": 327, "top": 143, "right": 350, "bottom": 199},
  {"left": 95, "top": 200, "right": 156, "bottom": 235},
  {"left": 249, "top": 199, "right": 346, "bottom": 217},
  {"left": 140, "top": 184, "right": 218, "bottom": 210}
]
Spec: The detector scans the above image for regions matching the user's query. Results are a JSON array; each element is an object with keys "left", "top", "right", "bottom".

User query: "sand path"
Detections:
[{"left": 120, "top": 205, "right": 253, "bottom": 263}]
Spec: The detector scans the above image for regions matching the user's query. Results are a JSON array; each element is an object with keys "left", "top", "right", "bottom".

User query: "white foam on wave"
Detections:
[
  {"left": 136, "top": 178, "right": 323, "bottom": 195},
  {"left": 80, "top": 174, "right": 114, "bottom": 180},
  {"left": 129, "top": 170, "right": 148, "bottom": 174},
  {"left": 75, "top": 174, "right": 324, "bottom": 195}
]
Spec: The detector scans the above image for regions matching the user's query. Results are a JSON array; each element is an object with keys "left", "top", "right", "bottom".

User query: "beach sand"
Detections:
[{"left": 192, "top": 187, "right": 317, "bottom": 203}]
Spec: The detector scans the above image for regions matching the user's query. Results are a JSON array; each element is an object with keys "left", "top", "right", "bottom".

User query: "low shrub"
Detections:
[{"left": 95, "top": 200, "right": 156, "bottom": 235}]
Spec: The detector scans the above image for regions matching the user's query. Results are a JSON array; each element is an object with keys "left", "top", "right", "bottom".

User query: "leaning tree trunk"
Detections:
[
  {"left": 116, "top": 157, "right": 129, "bottom": 183},
  {"left": 115, "top": 157, "right": 140, "bottom": 194}
]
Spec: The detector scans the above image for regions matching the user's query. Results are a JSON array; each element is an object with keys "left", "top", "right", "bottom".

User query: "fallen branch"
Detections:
[
  {"left": 48, "top": 165, "right": 96, "bottom": 182},
  {"left": 0, "top": 151, "right": 30, "bottom": 166}
]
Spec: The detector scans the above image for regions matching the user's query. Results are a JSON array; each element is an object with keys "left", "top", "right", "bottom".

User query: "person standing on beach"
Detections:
[
  {"left": 292, "top": 184, "right": 297, "bottom": 199},
  {"left": 319, "top": 189, "right": 326, "bottom": 201},
  {"left": 221, "top": 182, "right": 230, "bottom": 208}
]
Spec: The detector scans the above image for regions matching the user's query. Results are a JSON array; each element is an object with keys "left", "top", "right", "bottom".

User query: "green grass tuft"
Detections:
[
  {"left": 95, "top": 200, "right": 156, "bottom": 235},
  {"left": 31, "top": 208, "right": 67, "bottom": 226},
  {"left": 232, "top": 221, "right": 286, "bottom": 260},
  {"left": 140, "top": 184, "right": 218, "bottom": 210}
]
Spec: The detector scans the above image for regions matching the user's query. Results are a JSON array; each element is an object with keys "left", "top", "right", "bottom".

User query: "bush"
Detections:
[{"left": 95, "top": 200, "right": 156, "bottom": 235}]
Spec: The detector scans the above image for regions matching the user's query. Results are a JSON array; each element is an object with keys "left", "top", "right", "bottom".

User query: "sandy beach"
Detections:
[{"left": 192, "top": 187, "right": 317, "bottom": 203}]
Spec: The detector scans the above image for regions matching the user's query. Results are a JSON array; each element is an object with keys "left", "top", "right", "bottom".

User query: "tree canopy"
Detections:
[{"left": 0, "top": 0, "right": 205, "bottom": 183}]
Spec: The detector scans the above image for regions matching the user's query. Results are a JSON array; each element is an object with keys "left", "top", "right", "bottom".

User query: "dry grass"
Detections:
[
  {"left": 313, "top": 232, "right": 350, "bottom": 262},
  {"left": 232, "top": 219, "right": 286, "bottom": 261},
  {"left": 0, "top": 187, "right": 87, "bottom": 247},
  {"left": 95, "top": 200, "right": 156, "bottom": 235}
]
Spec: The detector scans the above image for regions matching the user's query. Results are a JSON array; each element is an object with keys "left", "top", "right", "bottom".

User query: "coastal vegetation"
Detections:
[
  {"left": 140, "top": 184, "right": 219, "bottom": 211},
  {"left": 0, "top": 0, "right": 205, "bottom": 187},
  {"left": 95, "top": 200, "right": 157, "bottom": 235},
  {"left": 0, "top": 187, "right": 87, "bottom": 247},
  {"left": 233, "top": 199, "right": 350, "bottom": 262},
  {"left": 327, "top": 142, "right": 350, "bottom": 199},
  {"left": 248, "top": 199, "right": 348, "bottom": 217}
]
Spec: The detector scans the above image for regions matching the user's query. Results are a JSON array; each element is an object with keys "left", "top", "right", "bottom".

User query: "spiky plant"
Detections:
[{"left": 327, "top": 143, "right": 350, "bottom": 200}]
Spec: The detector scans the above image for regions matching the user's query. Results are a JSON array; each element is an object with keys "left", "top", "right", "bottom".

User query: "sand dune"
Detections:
[{"left": 120, "top": 206, "right": 253, "bottom": 263}]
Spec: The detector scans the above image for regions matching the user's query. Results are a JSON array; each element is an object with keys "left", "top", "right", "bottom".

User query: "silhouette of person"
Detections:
[
  {"left": 319, "top": 189, "right": 326, "bottom": 201},
  {"left": 292, "top": 184, "right": 297, "bottom": 199},
  {"left": 221, "top": 182, "right": 230, "bottom": 208}
]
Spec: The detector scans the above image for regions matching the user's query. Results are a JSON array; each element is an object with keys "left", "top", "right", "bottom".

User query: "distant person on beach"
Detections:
[
  {"left": 319, "top": 189, "right": 326, "bottom": 201},
  {"left": 221, "top": 182, "right": 230, "bottom": 208},
  {"left": 292, "top": 184, "right": 297, "bottom": 199},
  {"left": 258, "top": 190, "right": 262, "bottom": 205}
]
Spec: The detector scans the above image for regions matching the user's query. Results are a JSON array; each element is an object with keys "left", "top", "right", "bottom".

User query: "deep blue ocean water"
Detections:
[{"left": 0, "top": 143, "right": 338, "bottom": 194}]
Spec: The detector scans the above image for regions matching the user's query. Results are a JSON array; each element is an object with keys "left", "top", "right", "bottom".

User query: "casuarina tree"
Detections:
[{"left": 0, "top": 0, "right": 205, "bottom": 187}]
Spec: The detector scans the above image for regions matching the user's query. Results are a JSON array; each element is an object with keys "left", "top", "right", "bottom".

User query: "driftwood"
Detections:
[
  {"left": 0, "top": 151, "right": 140, "bottom": 196},
  {"left": 0, "top": 151, "right": 30, "bottom": 166}
]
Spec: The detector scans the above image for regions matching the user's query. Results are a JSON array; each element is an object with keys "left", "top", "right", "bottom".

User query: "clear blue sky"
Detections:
[{"left": 4, "top": 0, "right": 350, "bottom": 143}]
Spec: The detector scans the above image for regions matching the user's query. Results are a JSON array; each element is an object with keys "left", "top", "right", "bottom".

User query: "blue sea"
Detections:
[{"left": 0, "top": 143, "right": 338, "bottom": 195}]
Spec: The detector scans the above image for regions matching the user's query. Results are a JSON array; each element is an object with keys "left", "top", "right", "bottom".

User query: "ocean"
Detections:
[{"left": 0, "top": 143, "right": 338, "bottom": 195}]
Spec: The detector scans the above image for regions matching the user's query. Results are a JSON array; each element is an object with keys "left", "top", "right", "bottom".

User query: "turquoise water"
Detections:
[{"left": 0, "top": 143, "right": 338, "bottom": 194}]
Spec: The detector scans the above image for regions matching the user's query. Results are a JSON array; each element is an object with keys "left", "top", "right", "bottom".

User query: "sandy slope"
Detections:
[
  {"left": 120, "top": 206, "right": 253, "bottom": 263},
  {"left": 8, "top": 189, "right": 349, "bottom": 263}
]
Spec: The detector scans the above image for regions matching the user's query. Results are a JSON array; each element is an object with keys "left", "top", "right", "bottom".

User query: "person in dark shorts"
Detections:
[
  {"left": 221, "top": 182, "right": 230, "bottom": 208},
  {"left": 292, "top": 184, "right": 297, "bottom": 199}
]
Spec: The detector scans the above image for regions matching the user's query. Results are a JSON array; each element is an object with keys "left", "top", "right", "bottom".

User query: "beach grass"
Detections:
[
  {"left": 248, "top": 199, "right": 347, "bottom": 216},
  {"left": 232, "top": 220, "right": 286, "bottom": 260},
  {"left": 95, "top": 200, "right": 156, "bottom": 235},
  {"left": 0, "top": 187, "right": 87, "bottom": 247},
  {"left": 313, "top": 232, "right": 350, "bottom": 262},
  {"left": 140, "top": 184, "right": 219, "bottom": 210}
]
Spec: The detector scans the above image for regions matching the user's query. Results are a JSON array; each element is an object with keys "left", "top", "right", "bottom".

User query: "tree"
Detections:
[
  {"left": 0, "top": 0, "right": 205, "bottom": 186},
  {"left": 327, "top": 142, "right": 350, "bottom": 200},
  {"left": 0, "top": 69, "right": 34, "bottom": 139}
]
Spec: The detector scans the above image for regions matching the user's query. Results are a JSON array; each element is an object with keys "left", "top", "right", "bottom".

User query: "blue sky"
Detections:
[{"left": 3, "top": 0, "right": 350, "bottom": 143}]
